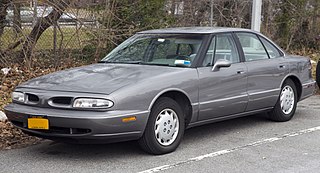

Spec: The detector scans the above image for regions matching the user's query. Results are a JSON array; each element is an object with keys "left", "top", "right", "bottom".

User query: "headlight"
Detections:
[
  {"left": 12, "top": 92, "right": 25, "bottom": 102},
  {"left": 73, "top": 98, "right": 114, "bottom": 109}
]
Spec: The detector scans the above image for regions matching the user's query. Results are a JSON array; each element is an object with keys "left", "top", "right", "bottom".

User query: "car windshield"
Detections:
[{"left": 100, "top": 34, "right": 205, "bottom": 67}]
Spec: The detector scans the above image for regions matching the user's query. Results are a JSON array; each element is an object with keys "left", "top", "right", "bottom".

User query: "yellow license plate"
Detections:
[{"left": 28, "top": 117, "right": 49, "bottom": 130}]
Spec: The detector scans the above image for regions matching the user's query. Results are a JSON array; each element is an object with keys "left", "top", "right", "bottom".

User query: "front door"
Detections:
[{"left": 197, "top": 33, "right": 248, "bottom": 121}]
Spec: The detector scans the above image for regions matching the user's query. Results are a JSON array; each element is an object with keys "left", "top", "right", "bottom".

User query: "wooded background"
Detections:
[
  {"left": 1, "top": 0, "right": 320, "bottom": 150},
  {"left": 0, "top": 0, "right": 320, "bottom": 67}
]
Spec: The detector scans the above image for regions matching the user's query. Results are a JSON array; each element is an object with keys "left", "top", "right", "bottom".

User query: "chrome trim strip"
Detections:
[
  {"left": 199, "top": 94, "right": 247, "bottom": 105},
  {"left": 187, "top": 107, "right": 274, "bottom": 128},
  {"left": 249, "top": 88, "right": 280, "bottom": 96},
  {"left": 191, "top": 103, "right": 198, "bottom": 106},
  {"left": 302, "top": 81, "right": 316, "bottom": 88},
  {"left": 198, "top": 88, "right": 280, "bottom": 105}
]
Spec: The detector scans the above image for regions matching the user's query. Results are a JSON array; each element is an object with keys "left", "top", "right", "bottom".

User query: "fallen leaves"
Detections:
[
  {"left": 0, "top": 57, "right": 89, "bottom": 150},
  {"left": 0, "top": 120, "right": 42, "bottom": 150}
]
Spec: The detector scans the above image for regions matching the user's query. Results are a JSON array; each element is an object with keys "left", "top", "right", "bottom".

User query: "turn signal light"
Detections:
[{"left": 122, "top": 116, "right": 137, "bottom": 123}]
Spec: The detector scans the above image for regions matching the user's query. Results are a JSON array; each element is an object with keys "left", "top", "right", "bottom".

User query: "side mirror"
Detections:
[{"left": 212, "top": 59, "right": 231, "bottom": 71}]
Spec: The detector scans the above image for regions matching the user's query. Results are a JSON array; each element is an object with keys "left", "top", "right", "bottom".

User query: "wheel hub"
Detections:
[
  {"left": 154, "top": 109, "right": 179, "bottom": 146},
  {"left": 280, "top": 86, "right": 295, "bottom": 114}
]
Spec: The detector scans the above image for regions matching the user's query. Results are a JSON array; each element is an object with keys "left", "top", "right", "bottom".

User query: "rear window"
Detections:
[{"left": 259, "top": 37, "right": 281, "bottom": 58}]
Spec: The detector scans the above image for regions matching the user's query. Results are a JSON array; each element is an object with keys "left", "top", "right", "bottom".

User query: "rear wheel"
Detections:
[
  {"left": 139, "top": 97, "right": 185, "bottom": 155},
  {"left": 269, "top": 79, "right": 297, "bottom": 122}
]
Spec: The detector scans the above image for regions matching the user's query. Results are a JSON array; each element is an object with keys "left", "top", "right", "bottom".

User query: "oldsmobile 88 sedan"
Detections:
[{"left": 5, "top": 27, "right": 315, "bottom": 154}]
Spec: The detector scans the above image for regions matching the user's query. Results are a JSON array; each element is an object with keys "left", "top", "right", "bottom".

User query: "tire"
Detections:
[
  {"left": 139, "top": 97, "right": 185, "bottom": 155},
  {"left": 268, "top": 79, "right": 297, "bottom": 122},
  {"left": 316, "top": 60, "right": 320, "bottom": 88}
]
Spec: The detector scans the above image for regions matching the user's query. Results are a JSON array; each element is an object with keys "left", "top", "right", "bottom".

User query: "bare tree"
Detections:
[
  {"left": 13, "top": 1, "right": 22, "bottom": 35},
  {"left": 16, "top": 0, "right": 71, "bottom": 63},
  {"left": 2, "top": 0, "right": 320, "bottom": 68},
  {"left": 0, "top": 0, "right": 10, "bottom": 37}
]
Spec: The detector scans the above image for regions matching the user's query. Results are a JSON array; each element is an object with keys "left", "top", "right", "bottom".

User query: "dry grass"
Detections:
[{"left": 0, "top": 27, "right": 91, "bottom": 51}]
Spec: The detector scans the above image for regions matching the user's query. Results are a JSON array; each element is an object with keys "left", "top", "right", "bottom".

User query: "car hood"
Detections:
[{"left": 19, "top": 63, "right": 185, "bottom": 94}]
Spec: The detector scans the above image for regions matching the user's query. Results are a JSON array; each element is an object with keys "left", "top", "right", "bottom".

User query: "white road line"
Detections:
[{"left": 138, "top": 126, "right": 320, "bottom": 173}]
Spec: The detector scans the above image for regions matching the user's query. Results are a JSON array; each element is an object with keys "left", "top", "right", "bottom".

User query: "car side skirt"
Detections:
[{"left": 187, "top": 107, "right": 274, "bottom": 129}]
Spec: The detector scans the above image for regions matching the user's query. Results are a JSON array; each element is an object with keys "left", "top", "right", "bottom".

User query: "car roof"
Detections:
[{"left": 137, "top": 27, "right": 256, "bottom": 34}]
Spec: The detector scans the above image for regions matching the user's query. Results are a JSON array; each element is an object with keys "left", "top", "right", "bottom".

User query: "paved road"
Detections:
[{"left": 1, "top": 96, "right": 320, "bottom": 173}]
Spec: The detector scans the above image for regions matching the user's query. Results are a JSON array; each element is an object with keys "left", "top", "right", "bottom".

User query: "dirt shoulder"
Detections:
[{"left": 0, "top": 120, "right": 42, "bottom": 150}]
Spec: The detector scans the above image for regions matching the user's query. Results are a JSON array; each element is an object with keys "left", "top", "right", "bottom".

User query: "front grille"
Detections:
[
  {"left": 47, "top": 97, "right": 73, "bottom": 108},
  {"left": 35, "top": 127, "right": 91, "bottom": 135},
  {"left": 26, "top": 93, "right": 40, "bottom": 103},
  {"left": 51, "top": 97, "right": 72, "bottom": 105}
]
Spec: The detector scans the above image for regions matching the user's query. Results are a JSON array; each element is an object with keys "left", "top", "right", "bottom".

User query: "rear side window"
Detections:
[
  {"left": 259, "top": 37, "right": 281, "bottom": 58},
  {"left": 236, "top": 33, "right": 269, "bottom": 62}
]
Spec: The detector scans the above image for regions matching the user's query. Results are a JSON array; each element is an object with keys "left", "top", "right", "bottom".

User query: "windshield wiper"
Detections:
[
  {"left": 140, "top": 62, "right": 190, "bottom": 67},
  {"left": 138, "top": 62, "right": 171, "bottom": 66},
  {"left": 98, "top": 61, "right": 187, "bottom": 67},
  {"left": 98, "top": 61, "right": 142, "bottom": 64}
]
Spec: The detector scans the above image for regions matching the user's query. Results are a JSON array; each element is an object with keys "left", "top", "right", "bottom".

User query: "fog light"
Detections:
[{"left": 122, "top": 116, "right": 137, "bottom": 123}]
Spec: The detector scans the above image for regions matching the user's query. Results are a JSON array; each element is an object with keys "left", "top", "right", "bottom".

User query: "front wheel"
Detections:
[
  {"left": 139, "top": 97, "right": 185, "bottom": 155},
  {"left": 268, "top": 79, "right": 297, "bottom": 122}
]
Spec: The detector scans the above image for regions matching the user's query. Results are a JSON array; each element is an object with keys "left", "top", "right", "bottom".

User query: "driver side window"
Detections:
[{"left": 203, "top": 33, "right": 240, "bottom": 67}]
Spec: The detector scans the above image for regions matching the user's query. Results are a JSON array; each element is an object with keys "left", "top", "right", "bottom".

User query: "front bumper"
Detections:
[{"left": 4, "top": 103, "right": 149, "bottom": 143}]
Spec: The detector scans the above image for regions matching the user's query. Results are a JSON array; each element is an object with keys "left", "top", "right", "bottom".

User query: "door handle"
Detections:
[
  {"left": 237, "top": 70, "right": 245, "bottom": 74},
  {"left": 279, "top": 64, "right": 286, "bottom": 69}
]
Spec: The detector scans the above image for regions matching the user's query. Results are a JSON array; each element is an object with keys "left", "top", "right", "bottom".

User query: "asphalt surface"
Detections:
[{"left": 1, "top": 95, "right": 320, "bottom": 173}]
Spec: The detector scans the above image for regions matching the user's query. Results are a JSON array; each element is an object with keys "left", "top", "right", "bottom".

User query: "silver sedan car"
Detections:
[{"left": 5, "top": 27, "right": 316, "bottom": 154}]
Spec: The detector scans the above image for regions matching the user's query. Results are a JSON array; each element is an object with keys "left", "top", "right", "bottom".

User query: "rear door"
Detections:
[
  {"left": 234, "top": 32, "right": 289, "bottom": 111},
  {"left": 197, "top": 33, "right": 248, "bottom": 121}
]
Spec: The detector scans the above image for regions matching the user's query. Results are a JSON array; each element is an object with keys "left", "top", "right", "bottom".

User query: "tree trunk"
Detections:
[
  {"left": 0, "top": 0, "right": 9, "bottom": 37},
  {"left": 19, "top": 0, "right": 70, "bottom": 63},
  {"left": 13, "top": 1, "right": 21, "bottom": 35},
  {"left": 312, "top": 0, "right": 320, "bottom": 35}
]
